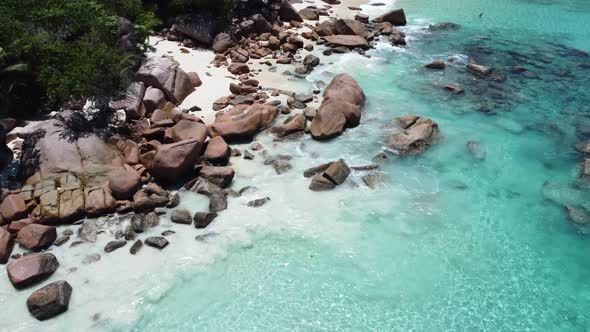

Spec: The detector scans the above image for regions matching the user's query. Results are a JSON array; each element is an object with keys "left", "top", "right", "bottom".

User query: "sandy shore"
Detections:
[{"left": 0, "top": 0, "right": 405, "bottom": 330}]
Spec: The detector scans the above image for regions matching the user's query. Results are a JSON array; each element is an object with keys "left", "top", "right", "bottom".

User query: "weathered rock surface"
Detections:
[
  {"left": 149, "top": 139, "right": 203, "bottom": 182},
  {"left": 171, "top": 208, "right": 192, "bottom": 225},
  {"left": 199, "top": 166, "right": 235, "bottom": 188},
  {"left": 26, "top": 280, "right": 72, "bottom": 321},
  {"left": 104, "top": 240, "right": 127, "bottom": 253},
  {"left": 170, "top": 120, "right": 209, "bottom": 143},
  {"left": 136, "top": 56, "right": 195, "bottom": 104},
  {"left": 204, "top": 136, "right": 231, "bottom": 165},
  {"left": 0, "top": 227, "right": 15, "bottom": 264},
  {"left": 16, "top": 224, "right": 57, "bottom": 251},
  {"left": 323, "top": 35, "right": 369, "bottom": 48},
  {"left": 271, "top": 114, "right": 306, "bottom": 138},
  {"left": 386, "top": 115, "right": 439, "bottom": 155},
  {"left": 108, "top": 168, "right": 141, "bottom": 200},
  {"left": 372, "top": 8, "right": 407, "bottom": 26},
  {"left": 0, "top": 194, "right": 27, "bottom": 223},
  {"left": 193, "top": 212, "right": 218, "bottom": 229},
  {"left": 7, "top": 253, "right": 59, "bottom": 289},
  {"left": 310, "top": 74, "right": 365, "bottom": 140},
  {"left": 308, "top": 159, "right": 351, "bottom": 191},
  {"left": 209, "top": 104, "right": 279, "bottom": 142},
  {"left": 145, "top": 236, "right": 169, "bottom": 249},
  {"left": 279, "top": 0, "right": 303, "bottom": 22}
]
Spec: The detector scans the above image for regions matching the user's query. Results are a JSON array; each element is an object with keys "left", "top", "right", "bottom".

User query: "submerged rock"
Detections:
[{"left": 104, "top": 240, "right": 127, "bottom": 253}]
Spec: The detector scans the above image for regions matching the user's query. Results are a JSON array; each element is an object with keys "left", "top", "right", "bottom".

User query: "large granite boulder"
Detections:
[
  {"left": 386, "top": 115, "right": 439, "bottom": 155},
  {"left": 170, "top": 120, "right": 209, "bottom": 143},
  {"left": 279, "top": 0, "right": 303, "bottom": 22},
  {"left": 149, "top": 139, "right": 203, "bottom": 182},
  {"left": 199, "top": 166, "right": 235, "bottom": 188},
  {"left": 108, "top": 168, "right": 141, "bottom": 200},
  {"left": 84, "top": 186, "right": 116, "bottom": 217},
  {"left": 6, "top": 253, "right": 59, "bottom": 289},
  {"left": 0, "top": 194, "right": 28, "bottom": 222},
  {"left": 0, "top": 227, "right": 14, "bottom": 264},
  {"left": 203, "top": 136, "right": 231, "bottom": 165},
  {"left": 26, "top": 280, "right": 72, "bottom": 321},
  {"left": 136, "top": 56, "right": 195, "bottom": 104},
  {"left": 172, "top": 14, "right": 223, "bottom": 46},
  {"left": 372, "top": 8, "right": 407, "bottom": 26},
  {"left": 310, "top": 74, "right": 365, "bottom": 140},
  {"left": 212, "top": 32, "right": 235, "bottom": 53},
  {"left": 209, "top": 104, "right": 279, "bottom": 142},
  {"left": 123, "top": 82, "right": 146, "bottom": 120},
  {"left": 333, "top": 19, "right": 368, "bottom": 38},
  {"left": 323, "top": 35, "right": 369, "bottom": 49},
  {"left": 16, "top": 224, "right": 57, "bottom": 251},
  {"left": 271, "top": 114, "right": 306, "bottom": 138},
  {"left": 309, "top": 159, "right": 351, "bottom": 191}
]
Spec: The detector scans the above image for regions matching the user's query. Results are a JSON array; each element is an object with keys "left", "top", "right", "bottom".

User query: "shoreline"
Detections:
[{"left": 0, "top": 0, "right": 409, "bottom": 329}]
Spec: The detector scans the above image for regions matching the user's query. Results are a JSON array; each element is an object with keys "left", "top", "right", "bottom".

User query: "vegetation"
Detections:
[{"left": 0, "top": 0, "right": 159, "bottom": 117}]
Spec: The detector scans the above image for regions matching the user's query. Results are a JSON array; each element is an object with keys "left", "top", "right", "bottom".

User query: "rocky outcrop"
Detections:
[
  {"left": 6, "top": 253, "right": 59, "bottom": 289},
  {"left": 26, "top": 280, "right": 72, "bottom": 321},
  {"left": 149, "top": 139, "right": 203, "bottom": 182},
  {"left": 372, "top": 8, "right": 407, "bottom": 26},
  {"left": 386, "top": 115, "right": 439, "bottom": 155},
  {"left": 170, "top": 120, "right": 209, "bottom": 143},
  {"left": 333, "top": 19, "right": 368, "bottom": 38},
  {"left": 209, "top": 104, "right": 279, "bottom": 142},
  {"left": 172, "top": 14, "right": 223, "bottom": 46},
  {"left": 136, "top": 56, "right": 195, "bottom": 104},
  {"left": 212, "top": 33, "right": 235, "bottom": 53},
  {"left": 466, "top": 62, "right": 493, "bottom": 76},
  {"left": 310, "top": 74, "right": 365, "bottom": 140}
]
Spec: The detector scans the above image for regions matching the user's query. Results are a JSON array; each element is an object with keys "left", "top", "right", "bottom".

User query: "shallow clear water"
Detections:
[{"left": 119, "top": 0, "right": 590, "bottom": 331}]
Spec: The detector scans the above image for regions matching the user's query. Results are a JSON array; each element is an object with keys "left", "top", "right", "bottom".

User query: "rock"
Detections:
[
  {"left": 247, "top": 197, "right": 270, "bottom": 207},
  {"left": 0, "top": 194, "right": 27, "bottom": 223},
  {"left": 212, "top": 32, "right": 234, "bottom": 53},
  {"left": 386, "top": 115, "right": 439, "bottom": 155},
  {"left": 145, "top": 236, "right": 169, "bottom": 249},
  {"left": 186, "top": 178, "right": 228, "bottom": 213},
  {"left": 167, "top": 193, "right": 181, "bottom": 208},
  {"left": 209, "top": 104, "right": 279, "bottom": 142},
  {"left": 124, "top": 225, "right": 136, "bottom": 240},
  {"left": 204, "top": 136, "right": 231, "bottom": 165},
  {"left": 565, "top": 206, "right": 588, "bottom": 225},
  {"left": 170, "top": 120, "right": 209, "bottom": 143},
  {"left": 355, "top": 13, "right": 369, "bottom": 23},
  {"left": 26, "top": 280, "right": 72, "bottom": 321},
  {"left": 136, "top": 56, "right": 195, "bottom": 104},
  {"left": 82, "top": 254, "right": 101, "bottom": 264},
  {"left": 279, "top": 0, "right": 303, "bottom": 22},
  {"left": 271, "top": 114, "right": 306, "bottom": 138},
  {"left": 187, "top": 72, "right": 202, "bottom": 87},
  {"left": 53, "top": 235, "right": 70, "bottom": 247},
  {"left": 466, "top": 140, "right": 486, "bottom": 160},
  {"left": 104, "top": 240, "right": 127, "bottom": 253},
  {"left": 78, "top": 220, "right": 98, "bottom": 242},
  {"left": 304, "top": 162, "right": 333, "bottom": 178},
  {"left": 334, "top": 19, "right": 368, "bottom": 38},
  {"left": 123, "top": 82, "right": 146, "bottom": 120},
  {"left": 299, "top": 8, "right": 319, "bottom": 20},
  {"left": 323, "top": 35, "right": 369, "bottom": 49},
  {"left": 309, "top": 173, "right": 336, "bottom": 191},
  {"left": 171, "top": 208, "right": 192, "bottom": 225},
  {"left": 444, "top": 83, "right": 464, "bottom": 94},
  {"left": 193, "top": 212, "right": 218, "bottom": 228},
  {"left": 466, "top": 62, "right": 492, "bottom": 76},
  {"left": 149, "top": 139, "right": 203, "bottom": 182},
  {"left": 130, "top": 240, "right": 143, "bottom": 255},
  {"left": 323, "top": 159, "right": 351, "bottom": 185},
  {"left": 425, "top": 60, "right": 445, "bottom": 69},
  {"left": 228, "top": 63, "right": 250, "bottom": 75},
  {"left": 362, "top": 173, "right": 386, "bottom": 189},
  {"left": 116, "top": 139, "right": 140, "bottom": 165},
  {"left": 0, "top": 227, "right": 15, "bottom": 264},
  {"left": 108, "top": 169, "right": 141, "bottom": 200},
  {"left": 143, "top": 87, "right": 166, "bottom": 114},
  {"left": 199, "top": 166, "right": 235, "bottom": 188},
  {"left": 172, "top": 14, "right": 221, "bottom": 45},
  {"left": 310, "top": 100, "right": 351, "bottom": 139},
  {"left": 6, "top": 253, "right": 59, "bottom": 289},
  {"left": 16, "top": 224, "right": 57, "bottom": 251},
  {"left": 372, "top": 8, "right": 407, "bottom": 26},
  {"left": 213, "top": 96, "right": 230, "bottom": 111},
  {"left": 303, "top": 55, "right": 320, "bottom": 67},
  {"left": 315, "top": 21, "right": 335, "bottom": 36}
]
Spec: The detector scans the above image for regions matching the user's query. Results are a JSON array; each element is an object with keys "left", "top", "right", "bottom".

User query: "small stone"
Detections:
[
  {"left": 53, "top": 235, "right": 70, "bottom": 247},
  {"left": 247, "top": 197, "right": 271, "bottom": 207},
  {"left": 104, "top": 240, "right": 127, "bottom": 253},
  {"left": 145, "top": 236, "right": 169, "bottom": 249},
  {"left": 124, "top": 225, "right": 136, "bottom": 241},
  {"left": 154, "top": 207, "right": 166, "bottom": 215},
  {"left": 170, "top": 208, "right": 192, "bottom": 225},
  {"left": 167, "top": 193, "right": 181, "bottom": 208},
  {"left": 82, "top": 254, "right": 101, "bottom": 265},
  {"left": 161, "top": 230, "right": 176, "bottom": 236},
  {"left": 425, "top": 60, "right": 445, "bottom": 69},
  {"left": 130, "top": 240, "right": 143, "bottom": 255},
  {"left": 244, "top": 150, "right": 255, "bottom": 160}
]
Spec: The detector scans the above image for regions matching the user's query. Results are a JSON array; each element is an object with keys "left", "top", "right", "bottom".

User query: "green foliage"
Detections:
[
  {"left": 0, "top": 0, "right": 153, "bottom": 117},
  {"left": 163, "top": 0, "right": 239, "bottom": 17}
]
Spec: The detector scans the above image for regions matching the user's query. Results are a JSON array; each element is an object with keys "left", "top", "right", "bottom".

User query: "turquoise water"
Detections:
[{"left": 125, "top": 1, "right": 590, "bottom": 331}]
